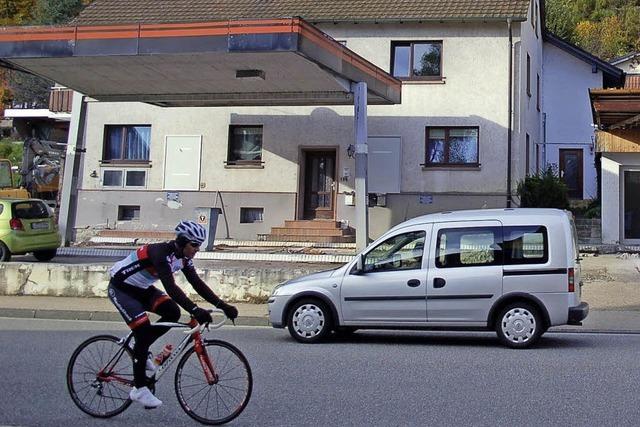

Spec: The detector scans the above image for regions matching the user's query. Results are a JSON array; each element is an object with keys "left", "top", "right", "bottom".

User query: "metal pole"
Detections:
[
  {"left": 58, "top": 91, "right": 86, "bottom": 246},
  {"left": 352, "top": 81, "right": 369, "bottom": 251}
]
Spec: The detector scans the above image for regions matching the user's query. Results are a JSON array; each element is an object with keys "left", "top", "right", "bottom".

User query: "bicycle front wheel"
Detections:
[
  {"left": 66, "top": 335, "right": 134, "bottom": 418},
  {"left": 175, "top": 339, "right": 252, "bottom": 425}
]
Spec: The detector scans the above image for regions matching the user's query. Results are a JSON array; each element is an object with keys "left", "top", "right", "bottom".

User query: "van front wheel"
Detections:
[
  {"left": 495, "top": 302, "right": 543, "bottom": 349},
  {"left": 287, "top": 298, "right": 332, "bottom": 344}
]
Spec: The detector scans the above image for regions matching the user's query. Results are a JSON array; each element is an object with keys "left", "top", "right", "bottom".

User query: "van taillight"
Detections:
[
  {"left": 10, "top": 218, "right": 23, "bottom": 230},
  {"left": 568, "top": 268, "right": 575, "bottom": 292}
]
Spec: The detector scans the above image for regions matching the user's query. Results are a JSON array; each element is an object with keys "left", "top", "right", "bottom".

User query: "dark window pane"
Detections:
[
  {"left": 392, "top": 45, "right": 411, "bottom": 78},
  {"left": 229, "top": 126, "right": 262, "bottom": 162},
  {"left": 125, "top": 170, "right": 146, "bottom": 187},
  {"left": 103, "top": 170, "right": 123, "bottom": 186},
  {"left": 413, "top": 43, "right": 441, "bottom": 77},
  {"left": 118, "top": 205, "right": 140, "bottom": 221},
  {"left": 240, "top": 207, "right": 264, "bottom": 223},
  {"left": 105, "top": 127, "right": 123, "bottom": 160}
]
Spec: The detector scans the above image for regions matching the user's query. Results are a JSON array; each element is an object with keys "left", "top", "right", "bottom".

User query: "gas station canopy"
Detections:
[{"left": 0, "top": 17, "right": 401, "bottom": 107}]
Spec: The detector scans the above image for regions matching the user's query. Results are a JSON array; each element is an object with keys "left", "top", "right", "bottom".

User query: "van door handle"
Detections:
[
  {"left": 407, "top": 279, "right": 421, "bottom": 287},
  {"left": 433, "top": 278, "right": 446, "bottom": 288}
]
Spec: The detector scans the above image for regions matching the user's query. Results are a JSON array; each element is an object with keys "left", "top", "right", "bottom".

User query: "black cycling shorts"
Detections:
[{"left": 108, "top": 280, "right": 171, "bottom": 329}]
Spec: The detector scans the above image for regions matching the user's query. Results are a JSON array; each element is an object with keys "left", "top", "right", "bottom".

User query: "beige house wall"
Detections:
[{"left": 76, "top": 21, "right": 531, "bottom": 240}]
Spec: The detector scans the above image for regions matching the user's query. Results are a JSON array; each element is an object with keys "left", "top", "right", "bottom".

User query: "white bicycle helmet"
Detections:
[{"left": 175, "top": 220, "right": 207, "bottom": 245}]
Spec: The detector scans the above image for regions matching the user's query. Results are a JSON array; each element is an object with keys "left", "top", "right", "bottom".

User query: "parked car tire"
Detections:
[
  {"left": 33, "top": 249, "right": 57, "bottom": 262},
  {"left": 0, "top": 241, "right": 11, "bottom": 262},
  {"left": 495, "top": 302, "right": 543, "bottom": 349},
  {"left": 287, "top": 298, "right": 333, "bottom": 344}
]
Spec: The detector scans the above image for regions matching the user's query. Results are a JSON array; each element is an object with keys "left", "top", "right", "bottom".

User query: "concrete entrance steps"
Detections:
[{"left": 259, "top": 220, "right": 355, "bottom": 243}]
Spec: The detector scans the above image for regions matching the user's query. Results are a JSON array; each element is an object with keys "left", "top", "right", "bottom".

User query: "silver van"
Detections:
[{"left": 268, "top": 208, "right": 589, "bottom": 348}]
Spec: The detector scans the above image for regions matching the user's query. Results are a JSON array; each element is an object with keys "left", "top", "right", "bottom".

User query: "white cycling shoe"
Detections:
[{"left": 129, "top": 386, "right": 163, "bottom": 408}]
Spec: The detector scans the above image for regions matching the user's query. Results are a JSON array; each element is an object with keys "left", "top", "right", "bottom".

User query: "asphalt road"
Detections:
[{"left": 1, "top": 318, "right": 639, "bottom": 427}]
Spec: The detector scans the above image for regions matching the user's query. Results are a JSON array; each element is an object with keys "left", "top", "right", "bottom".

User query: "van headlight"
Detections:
[{"left": 271, "top": 281, "right": 288, "bottom": 296}]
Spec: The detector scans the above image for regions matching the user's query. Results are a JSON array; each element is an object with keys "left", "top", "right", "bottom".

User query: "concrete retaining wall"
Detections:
[{"left": 0, "top": 263, "right": 328, "bottom": 303}]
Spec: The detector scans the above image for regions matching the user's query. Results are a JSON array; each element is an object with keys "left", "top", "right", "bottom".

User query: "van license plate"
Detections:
[{"left": 31, "top": 222, "right": 49, "bottom": 230}]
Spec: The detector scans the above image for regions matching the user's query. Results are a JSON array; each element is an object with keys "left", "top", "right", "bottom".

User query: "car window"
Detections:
[
  {"left": 436, "top": 226, "right": 502, "bottom": 268},
  {"left": 503, "top": 226, "right": 548, "bottom": 264},
  {"left": 11, "top": 201, "right": 50, "bottom": 219},
  {"left": 363, "top": 230, "right": 426, "bottom": 273}
]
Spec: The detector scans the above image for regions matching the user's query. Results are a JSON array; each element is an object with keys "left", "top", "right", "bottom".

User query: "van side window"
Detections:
[
  {"left": 436, "top": 227, "right": 502, "bottom": 268},
  {"left": 364, "top": 231, "right": 426, "bottom": 273},
  {"left": 503, "top": 226, "right": 548, "bottom": 264}
]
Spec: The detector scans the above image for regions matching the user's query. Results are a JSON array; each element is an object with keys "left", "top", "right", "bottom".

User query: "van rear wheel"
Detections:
[{"left": 495, "top": 302, "right": 543, "bottom": 349}]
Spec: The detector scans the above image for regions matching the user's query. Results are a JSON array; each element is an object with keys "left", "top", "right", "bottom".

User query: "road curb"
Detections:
[{"left": 0, "top": 308, "right": 271, "bottom": 327}]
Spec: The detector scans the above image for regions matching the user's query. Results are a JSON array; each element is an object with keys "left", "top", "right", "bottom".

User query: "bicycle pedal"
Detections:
[{"left": 144, "top": 406, "right": 158, "bottom": 410}]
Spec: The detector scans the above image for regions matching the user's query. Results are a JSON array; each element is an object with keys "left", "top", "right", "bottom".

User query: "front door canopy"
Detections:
[{"left": 0, "top": 18, "right": 401, "bottom": 107}]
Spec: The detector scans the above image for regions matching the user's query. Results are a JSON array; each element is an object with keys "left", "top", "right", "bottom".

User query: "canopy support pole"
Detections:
[{"left": 352, "top": 81, "right": 369, "bottom": 251}]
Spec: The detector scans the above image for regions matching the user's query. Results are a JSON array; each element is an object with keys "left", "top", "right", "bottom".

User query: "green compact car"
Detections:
[{"left": 0, "top": 198, "right": 61, "bottom": 262}]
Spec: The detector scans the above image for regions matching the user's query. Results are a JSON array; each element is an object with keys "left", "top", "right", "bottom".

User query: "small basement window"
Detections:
[
  {"left": 118, "top": 205, "right": 140, "bottom": 221},
  {"left": 240, "top": 207, "right": 264, "bottom": 223}
]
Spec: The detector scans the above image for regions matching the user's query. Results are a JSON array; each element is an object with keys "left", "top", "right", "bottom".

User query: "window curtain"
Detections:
[{"left": 126, "top": 126, "right": 151, "bottom": 160}]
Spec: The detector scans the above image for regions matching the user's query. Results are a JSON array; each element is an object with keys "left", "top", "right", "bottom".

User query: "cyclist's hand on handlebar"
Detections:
[
  {"left": 218, "top": 302, "right": 239, "bottom": 321},
  {"left": 191, "top": 306, "right": 213, "bottom": 324}
]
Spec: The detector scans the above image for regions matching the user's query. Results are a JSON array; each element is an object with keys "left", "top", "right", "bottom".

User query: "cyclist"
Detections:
[{"left": 107, "top": 220, "right": 238, "bottom": 408}]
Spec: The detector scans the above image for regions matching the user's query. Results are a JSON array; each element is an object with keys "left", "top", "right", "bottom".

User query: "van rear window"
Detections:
[
  {"left": 503, "top": 226, "right": 548, "bottom": 265},
  {"left": 12, "top": 201, "right": 50, "bottom": 219}
]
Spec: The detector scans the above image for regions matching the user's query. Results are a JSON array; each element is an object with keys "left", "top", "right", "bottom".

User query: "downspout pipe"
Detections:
[{"left": 506, "top": 18, "right": 513, "bottom": 207}]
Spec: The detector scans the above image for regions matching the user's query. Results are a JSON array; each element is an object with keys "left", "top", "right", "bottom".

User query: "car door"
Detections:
[
  {"left": 340, "top": 224, "right": 431, "bottom": 324},
  {"left": 426, "top": 221, "right": 503, "bottom": 323}
]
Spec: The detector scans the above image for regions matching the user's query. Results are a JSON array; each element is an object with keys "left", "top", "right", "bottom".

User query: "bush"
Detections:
[{"left": 516, "top": 166, "right": 569, "bottom": 209}]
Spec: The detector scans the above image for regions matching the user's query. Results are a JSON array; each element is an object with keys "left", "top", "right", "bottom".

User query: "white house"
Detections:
[{"left": 542, "top": 33, "right": 622, "bottom": 201}]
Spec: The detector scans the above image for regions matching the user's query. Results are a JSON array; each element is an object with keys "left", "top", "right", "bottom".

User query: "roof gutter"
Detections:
[{"left": 308, "top": 16, "right": 528, "bottom": 24}]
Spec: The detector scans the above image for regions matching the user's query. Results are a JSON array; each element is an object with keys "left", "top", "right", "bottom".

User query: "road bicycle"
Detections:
[{"left": 66, "top": 309, "right": 252, "bottom": 425}]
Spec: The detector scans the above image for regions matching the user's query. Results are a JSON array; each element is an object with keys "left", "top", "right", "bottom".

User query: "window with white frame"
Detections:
[{"left": 102, "top": 169, "right": 147, "bottom": 188}]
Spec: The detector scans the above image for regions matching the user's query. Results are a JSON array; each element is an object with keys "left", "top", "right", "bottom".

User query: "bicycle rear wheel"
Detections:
[
  {"left": 175, "top": 339, "right": 252, "bottom": 425},
  {"left": 66, "top": 335, "right": 134, "bottom": 418}
]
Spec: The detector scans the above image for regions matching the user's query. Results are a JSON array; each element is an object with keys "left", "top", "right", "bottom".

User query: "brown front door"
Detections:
[
  {"left": 559, "top": 149, "right": 583, "bottom": 199},
  {"left": 303, "top": 150, "right": 336, "bottom": 219}
]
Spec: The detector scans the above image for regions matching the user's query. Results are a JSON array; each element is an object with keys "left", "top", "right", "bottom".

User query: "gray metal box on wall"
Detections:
[
  {"left": 194, "top": 207, "right": 222, "bottom": 251},
  {"left": 368, "top": 136, "right": 401, "bottom": 194}
]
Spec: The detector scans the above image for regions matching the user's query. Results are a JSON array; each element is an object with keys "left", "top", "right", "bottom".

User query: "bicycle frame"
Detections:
[{"left": 103, "top": 312, "right": 225, "bottom": 388}]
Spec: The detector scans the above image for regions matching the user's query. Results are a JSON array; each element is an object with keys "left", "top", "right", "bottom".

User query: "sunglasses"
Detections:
[{"left": 188, "top": 241, "right": 201, "bottom": 248}]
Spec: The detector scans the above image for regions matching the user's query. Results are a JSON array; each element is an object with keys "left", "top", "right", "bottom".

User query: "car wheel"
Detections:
[
  {"left": 495, "top": 302, "right": 543, "bottom": 349},
  {"left": 287, "top": 298, "right": 332, "bottom": 344},
  {"left": 0, "top": 241, "right": 11, "bottom": 262},
  {"left": 33, "top": 249, "right": 57, "bottom": 262}
]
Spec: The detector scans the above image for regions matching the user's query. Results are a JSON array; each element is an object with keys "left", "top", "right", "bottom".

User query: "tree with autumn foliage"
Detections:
[{"left": 546, "top": 0, "right": 640, "bottom": 61}]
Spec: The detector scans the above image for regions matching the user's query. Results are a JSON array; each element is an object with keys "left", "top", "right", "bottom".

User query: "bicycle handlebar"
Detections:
[{"left": 184, "top": 308, "right": 226, "bottom": 335}]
